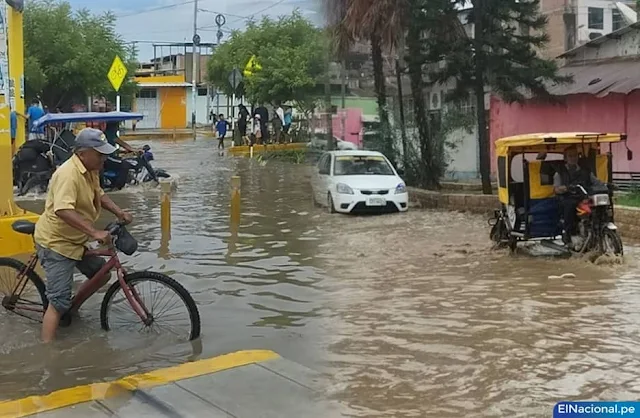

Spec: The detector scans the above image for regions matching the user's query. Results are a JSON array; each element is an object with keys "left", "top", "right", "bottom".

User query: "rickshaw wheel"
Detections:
[{"left": 508, "top": 237, "right": 518, "bottom": 254}]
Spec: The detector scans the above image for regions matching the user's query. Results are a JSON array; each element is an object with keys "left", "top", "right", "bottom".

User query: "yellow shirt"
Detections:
[{"left": 34, "top": 154, "right": 104, "bottom": 260}]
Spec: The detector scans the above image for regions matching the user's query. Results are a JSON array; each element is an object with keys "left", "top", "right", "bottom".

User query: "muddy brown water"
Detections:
[
  {"left": 315, "top": 212, "right": 640, "bottom": 417},
  {"left": 3, "top": 140, "right": 640, "bottom": 418}
]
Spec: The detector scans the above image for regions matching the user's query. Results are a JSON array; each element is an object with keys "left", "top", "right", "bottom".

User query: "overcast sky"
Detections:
[{"left": 66, "top": 0, "right": 323, "bottom": 60}]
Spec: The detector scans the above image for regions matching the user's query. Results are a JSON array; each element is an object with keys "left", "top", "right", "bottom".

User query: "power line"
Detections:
[
  {"left": 116, "top": 0, "right": 196, "bottom": 18},
  {"left": 198, "top": 8, "right": 246, "bottom": 20},
  {"left": 198, "top": 0, "right": 288, "bottom": 28}
]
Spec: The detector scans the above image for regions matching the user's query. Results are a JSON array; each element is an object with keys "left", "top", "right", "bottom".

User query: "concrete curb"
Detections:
[
  {"left": 409, "top": 187, "right": 640, "bottom": 240},
  {"left": 0, "top": 350, "right": 279, "bottom": 418}
]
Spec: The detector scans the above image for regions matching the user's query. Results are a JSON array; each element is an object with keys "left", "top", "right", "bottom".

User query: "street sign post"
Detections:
[
  {"left": 228, "top": 67, "right": 243, "bottom": 123},
  {"left": 228, "top": 67, "right": 242, "bottom": 91},
  {"left": 108, "top": 55, "right": 127, "bottom": 112}
]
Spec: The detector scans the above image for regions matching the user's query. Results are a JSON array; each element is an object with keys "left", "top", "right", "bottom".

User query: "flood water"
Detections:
[
  {"left": 3, "top": 138, "right": 640, "bottom": 418},
  {"left": 316, "top": 212, "right": 640, "bottom": 417},
  {"left": 1, "top": 138, "right": 330, "bottom": 400}
]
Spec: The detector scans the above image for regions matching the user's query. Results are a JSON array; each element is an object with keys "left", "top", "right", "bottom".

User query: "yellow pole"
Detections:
[
  {"left": 0, "top": 2, "right": 39, "bottom": 257},
  {"left": 8, "top": 5, "right": 24, "bottom": 152},
  {"left": 160, "top": 180, "right": 171, "bottom": 236},
  {"left": 230, "top": 175, "right": 241, "bottom": 225}
]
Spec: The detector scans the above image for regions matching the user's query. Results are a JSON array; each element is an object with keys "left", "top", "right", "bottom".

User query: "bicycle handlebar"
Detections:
[{"left": 105, "top": 221, "right": 125, "bottom": 235}]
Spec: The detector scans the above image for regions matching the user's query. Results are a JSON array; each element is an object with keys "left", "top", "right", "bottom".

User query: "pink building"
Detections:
[
  {"left": 489, "top": 23, "right": 640, "bottom": 177},
  {"left": 313, "top": 108, "right": 364, "bottom": 147}
]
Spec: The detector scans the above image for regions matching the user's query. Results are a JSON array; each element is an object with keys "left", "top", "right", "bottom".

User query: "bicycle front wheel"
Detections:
[{"left": 100, "top": 272, "right": 201, "bottom": 341}]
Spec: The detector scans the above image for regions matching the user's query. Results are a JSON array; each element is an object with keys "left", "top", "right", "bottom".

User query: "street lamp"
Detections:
[{"left": 5, "top": 0, "right": 24, "bottom": 12}]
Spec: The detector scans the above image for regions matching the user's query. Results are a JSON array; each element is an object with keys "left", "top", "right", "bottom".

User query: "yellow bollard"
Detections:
[
  {"left": 230, "top": 175, "right": 241, "bottom": 225},
  {"left": 160, "top": 180, "right": 171, "bottom": 238}
]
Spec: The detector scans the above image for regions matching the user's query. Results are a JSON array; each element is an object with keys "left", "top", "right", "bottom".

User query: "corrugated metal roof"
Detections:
[
  {"left": 558, "top": 22, "right": 640, "bottom": 58},
  {"left": 546, "top": 59, "right": 640, "bottom": 96}
]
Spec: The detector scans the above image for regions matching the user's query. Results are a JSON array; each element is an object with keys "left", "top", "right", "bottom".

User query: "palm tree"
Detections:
[{"left": 325, "top": 0, "right": 409, "bottom": 164}]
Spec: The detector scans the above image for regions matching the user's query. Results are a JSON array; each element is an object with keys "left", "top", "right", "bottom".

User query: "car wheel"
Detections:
[{"left": 327, "top": 193, "right": 336, "bottom": 214}]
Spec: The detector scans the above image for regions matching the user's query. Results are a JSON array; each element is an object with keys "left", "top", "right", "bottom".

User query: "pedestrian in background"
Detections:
[
  {"left": 238, "top": 104, "right": 250, "bottom": 145},
  {"left": 283, "top": 106, "right": 293, "bottom": 141},
  {"left": 273, "top": 102, "right": 284, "bottom": 144},
  {"left": 216, "top": 114, "right": 230, "bottom": 149}
]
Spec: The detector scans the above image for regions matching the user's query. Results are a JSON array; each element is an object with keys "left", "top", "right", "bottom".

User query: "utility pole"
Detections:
[
  {"left": 191, "top": 0, "right": 199, "bottom": 138},
  {"left": 340, "top": 59, "right": 346, "bottom": 141}
]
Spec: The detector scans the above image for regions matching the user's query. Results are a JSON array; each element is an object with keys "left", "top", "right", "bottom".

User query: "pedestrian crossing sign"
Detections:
[{"left": 243, "top": 55, "right": 262, "bottom": 77}]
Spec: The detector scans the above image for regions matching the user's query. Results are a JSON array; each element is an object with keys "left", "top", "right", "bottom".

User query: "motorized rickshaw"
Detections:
[
  {"left": 489, "top": 132, "right": 632, "bottom": 257},
  {"left": 13, "top": 112, "right": 169, "bottom": 195}
]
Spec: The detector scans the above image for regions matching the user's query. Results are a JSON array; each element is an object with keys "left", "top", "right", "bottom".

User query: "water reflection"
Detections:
[{"left": 0, "top": 138, "right": 328, "bottom": 400}]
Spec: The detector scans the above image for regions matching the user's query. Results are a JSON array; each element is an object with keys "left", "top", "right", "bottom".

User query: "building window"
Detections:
[
  {"left": 197, "top": 88, "right": 208, "bottom": 96},
  {"left": 137, "top": 88, "right": 157, "bottom": 99},
  {"left": 588, "top": 7, "right": 604, "bottom": 30},
  {"left": 612, "top": 9, "right": 624, "bottom": 32}
]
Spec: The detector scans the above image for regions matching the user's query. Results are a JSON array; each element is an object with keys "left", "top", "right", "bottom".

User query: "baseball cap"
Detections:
[{"left": 75, "top": 128, "right": 117, "bottom": 155}]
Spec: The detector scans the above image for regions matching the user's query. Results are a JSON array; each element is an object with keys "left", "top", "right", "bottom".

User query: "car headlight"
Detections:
[
  {"left": 395, "top": 183, "right": 407, "bottom": 194},
  {"left": 336, "top": 183, "right": 354, "bottom": 194}
]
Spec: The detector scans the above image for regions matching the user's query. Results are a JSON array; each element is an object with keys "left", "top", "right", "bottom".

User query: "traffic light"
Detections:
[{"left": 5, "top": 0, "right": 23, "bottom": 12}]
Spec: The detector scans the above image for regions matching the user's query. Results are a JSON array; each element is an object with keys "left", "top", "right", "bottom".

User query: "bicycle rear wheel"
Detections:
[
  {"left": 0, "top": 258, "right": 47, "bottom": 322},
  {"left": 100, "top": 271, "right": 200, "bottom": 341}
]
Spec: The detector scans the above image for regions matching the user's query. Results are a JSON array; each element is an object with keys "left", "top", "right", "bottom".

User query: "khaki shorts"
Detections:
[{"left": 36, "top": 245, "right": 105, "bottom": 313}]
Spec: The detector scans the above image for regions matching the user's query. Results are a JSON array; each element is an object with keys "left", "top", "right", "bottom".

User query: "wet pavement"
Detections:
[{"left": 3, "top": 138, "right": 640, "bottom": 417}]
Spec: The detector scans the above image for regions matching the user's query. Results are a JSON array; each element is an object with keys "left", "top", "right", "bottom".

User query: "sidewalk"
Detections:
[
  {"left": 120, "top": 129, "right": 216, "bottom": 140},
  {"left": 0, "top": 350, "right": 346, "bottom": 418}
]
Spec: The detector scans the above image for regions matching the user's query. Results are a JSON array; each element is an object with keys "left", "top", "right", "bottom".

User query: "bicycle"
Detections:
[{"left": 0, "top": 220, "right": 201, "bottom": 341}]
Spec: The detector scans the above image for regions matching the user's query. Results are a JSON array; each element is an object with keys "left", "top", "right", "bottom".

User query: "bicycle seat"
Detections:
[{"left": 12, "top": 220, "right": 36, "bottom": 235}]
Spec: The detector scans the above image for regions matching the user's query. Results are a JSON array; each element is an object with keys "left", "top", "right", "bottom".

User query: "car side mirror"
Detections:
[{"left": 628, "top": 149, "right": 633, "bottom": 161}]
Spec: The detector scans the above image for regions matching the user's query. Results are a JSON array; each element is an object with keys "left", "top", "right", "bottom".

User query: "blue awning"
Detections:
[{"left": 32, "top": 111, "right": 144, "bottom": 128}]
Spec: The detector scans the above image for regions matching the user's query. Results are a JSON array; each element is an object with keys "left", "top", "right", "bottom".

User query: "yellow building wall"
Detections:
[
  {"left": 134, "top": 75, "right": 187, "bottom": 129},
  {"left": 160, "top": 87, "right": 187, "bottom": 129}
]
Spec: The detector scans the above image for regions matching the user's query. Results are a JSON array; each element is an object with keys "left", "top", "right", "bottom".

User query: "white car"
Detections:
[
  {"left": 307, "top": 134, "right": 358, "bottom": 151},
  {"left": 311, "top": 150, "right": 409, "bottom": 214}
]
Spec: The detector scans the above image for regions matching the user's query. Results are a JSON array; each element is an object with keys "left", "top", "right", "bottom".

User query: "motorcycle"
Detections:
[
  {"left": 564, "top": 183, "right": 623, "bottom": 255},
  {"left": 102, "top": 145, "right": 170, "bottom": 191},
  {"left": 13, "top": 139, "right": 169, "bottom": 195}
]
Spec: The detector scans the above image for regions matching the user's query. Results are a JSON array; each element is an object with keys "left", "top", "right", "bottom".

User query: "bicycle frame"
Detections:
[{"left": 10, "top": 246, "right": 151, "bottom": 323}]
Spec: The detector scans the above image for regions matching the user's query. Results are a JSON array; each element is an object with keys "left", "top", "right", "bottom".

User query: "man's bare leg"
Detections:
[{"left": 42, "top": 304, "right": 61, "bottom": 343}]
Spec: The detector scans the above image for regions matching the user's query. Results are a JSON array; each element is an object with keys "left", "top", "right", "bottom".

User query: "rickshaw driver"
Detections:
[
  {"left": 553, "top": 145, "right": 604, "bottom": 246},
  {"left": 102, "top": 121, "right": 142, "bottom": 189}
]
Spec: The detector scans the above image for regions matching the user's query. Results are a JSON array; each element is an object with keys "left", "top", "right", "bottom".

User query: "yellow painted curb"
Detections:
[
  {"left": 228, "top": 142, "right": 307, "bottom": 156},
  {"left": 0, "top": 349, "right": 280, "bottom": 418}
]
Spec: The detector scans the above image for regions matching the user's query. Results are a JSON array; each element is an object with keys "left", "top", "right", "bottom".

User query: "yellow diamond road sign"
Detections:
[{"left": 108, "top": 55, "right": 128, "bottom": 92}]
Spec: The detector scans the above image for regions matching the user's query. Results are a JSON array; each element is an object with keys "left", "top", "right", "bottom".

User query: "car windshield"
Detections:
[{"left": 333, "top": 155, "right": 394, "bottom": 176}]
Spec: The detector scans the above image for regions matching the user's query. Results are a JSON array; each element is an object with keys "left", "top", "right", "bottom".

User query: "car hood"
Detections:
[{"left": 334, "top": 175, "right": 403, "bottom": 190}]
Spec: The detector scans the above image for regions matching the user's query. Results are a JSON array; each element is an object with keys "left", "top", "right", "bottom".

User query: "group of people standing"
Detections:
[{"left": 211, "top": 103, "right": 293, "bottom": 148}]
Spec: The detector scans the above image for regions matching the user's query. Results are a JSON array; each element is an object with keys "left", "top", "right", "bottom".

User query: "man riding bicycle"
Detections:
[{"left": 34, "top": 128, "right": 133, "bottom": 343}]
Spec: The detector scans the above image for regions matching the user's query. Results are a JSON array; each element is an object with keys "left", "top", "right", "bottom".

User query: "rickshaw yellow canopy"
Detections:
[{"left": 495, "top": 132, "right": 627, "bottom": 156}]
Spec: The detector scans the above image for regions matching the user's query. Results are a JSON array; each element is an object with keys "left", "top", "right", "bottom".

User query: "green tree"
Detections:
[
  {"left": 207, "top": 11, "right": 325, "bottom": 107},
  {"left": 24, "top": 0, "right": 137, "bottom": 109},
  {"left": 426, "top": 0, "right": 571, "bottom": 194}
]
